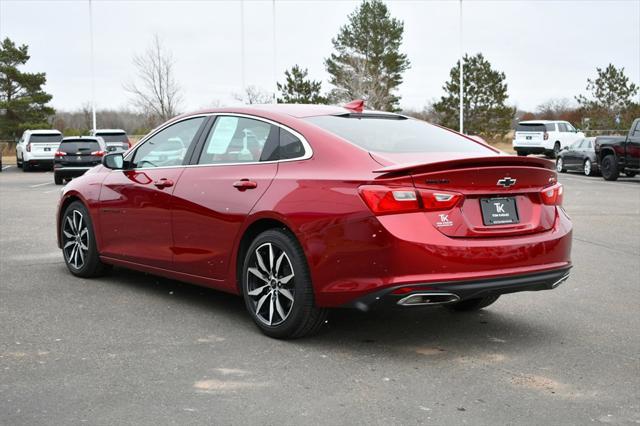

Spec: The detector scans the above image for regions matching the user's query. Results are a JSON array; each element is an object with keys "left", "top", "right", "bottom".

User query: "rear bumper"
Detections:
[
  {"left": 53, "top": 166, "right": 93, "bottom": 178},
  {"left": 513, "top": 146, "right": 549, "bottom": 154},
  {"left": 343, "top": 266, "right": 571, "bottom": 310}
]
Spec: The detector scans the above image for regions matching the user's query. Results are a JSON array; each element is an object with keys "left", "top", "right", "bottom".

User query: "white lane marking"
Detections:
[
  {"left": 29, "top": 182, "right": 53, "bottom": 188},
  {"left": 560, "top": 175, "right": 640, "bottom": 188},
  {"left": 2, "top": 165, "right": 11, "bottom": 170}
]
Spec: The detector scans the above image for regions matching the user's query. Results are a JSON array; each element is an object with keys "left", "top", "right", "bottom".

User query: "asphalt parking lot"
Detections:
[{"left": 1, "top": 165, "right": 639, "bottom": 425}]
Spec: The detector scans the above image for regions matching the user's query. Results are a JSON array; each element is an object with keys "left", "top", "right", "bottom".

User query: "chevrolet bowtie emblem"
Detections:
[{"left": 497, "top": 177, "right": 516, "bottom": 188}]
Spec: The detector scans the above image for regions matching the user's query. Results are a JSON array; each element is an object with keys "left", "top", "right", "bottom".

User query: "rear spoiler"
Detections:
[{"left": 373, "top": 156, "right": 555, "bottom": 177}]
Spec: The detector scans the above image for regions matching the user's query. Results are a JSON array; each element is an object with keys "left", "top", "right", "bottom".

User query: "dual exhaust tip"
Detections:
[{"left": 397, "top": 292, "right": 460, "bottom": 306}]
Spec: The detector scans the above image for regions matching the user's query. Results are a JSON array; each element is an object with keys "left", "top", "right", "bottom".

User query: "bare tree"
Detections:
[
  {"left": 233, "top": 85, "right": 273, "bottom": 105},
  {"left": 124, "top": 35, "right": 183, "bottom": 124}
]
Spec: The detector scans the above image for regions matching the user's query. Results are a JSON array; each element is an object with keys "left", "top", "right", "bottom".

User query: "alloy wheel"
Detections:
[
  {"left": 62, "top": 210, "right": 89, "bottom": 270},
  {"left": 246, "top": 242, "right": 295, "bottom": 326},
  {"left": 556, "top": 158, "right": 563, "bottom": 172},
  {"left": 584, "top": 160, "right": 591, "bottom": 176}
]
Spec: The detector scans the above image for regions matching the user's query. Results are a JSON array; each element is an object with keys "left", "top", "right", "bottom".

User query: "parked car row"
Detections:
[
  {"left": 14, "top": 128, "right": 131, "bottom": 183},
  {"left": 514, "top": 118, "right": 639, "bottom": 181}
]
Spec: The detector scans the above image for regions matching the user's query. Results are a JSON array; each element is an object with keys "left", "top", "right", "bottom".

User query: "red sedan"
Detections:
[{"left": 56, "top": 102, "right": 572, "bottom": 338}]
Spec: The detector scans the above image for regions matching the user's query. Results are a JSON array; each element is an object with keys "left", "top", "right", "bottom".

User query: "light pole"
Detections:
[
  {"left": 273, "top": 0, "right": 277, "bottom": 104},
  {"left": 240, "top": 0, "right": 246, "bottom": 95},
  {"left": 89, "top": 0, "right": 96, "bottom": 132},
  {"left": 459, "top": 0, "right": 464, "bottom": 134}
]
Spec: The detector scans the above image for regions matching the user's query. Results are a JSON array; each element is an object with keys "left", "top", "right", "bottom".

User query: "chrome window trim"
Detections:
[{"left": 124, "top": 112, "right": 313, "bottom": 171}]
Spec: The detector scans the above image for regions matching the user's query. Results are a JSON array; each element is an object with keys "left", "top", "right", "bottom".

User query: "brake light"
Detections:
[
  {"left": 54, "top": 151, "right": 67, "bottom": 157},
  {"left": 419, "top": 189, "right": 463, "bottom": 211},
  {"left": 540, "top": 183, "right": 563, "bottom": 206},
  {"left": 26, "top": 143, "right": 31, "bottom": 152},
  {"left": 359, "top": 186, "right": 463, "bottom": 215},
  {"left": 359, "top": 186, "right": 420, "bottom": 215},
  {"left": 91, "top": 150, "right": 106, "bottom": 157},
  {"left": 543, "top": 132, "right": 549, "bottom": 140}
]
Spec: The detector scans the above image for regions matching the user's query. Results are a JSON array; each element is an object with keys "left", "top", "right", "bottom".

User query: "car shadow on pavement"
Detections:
[{"left": 91, "top": 265, "right": 565, "bottom": 361}]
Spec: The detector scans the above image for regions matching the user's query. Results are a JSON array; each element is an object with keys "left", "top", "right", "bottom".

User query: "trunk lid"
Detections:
[{"left": 373, "top": 156, "right": 558, "bottom": 238}]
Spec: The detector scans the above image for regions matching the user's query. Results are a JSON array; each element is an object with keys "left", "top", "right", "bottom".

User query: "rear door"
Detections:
[
  {"left": 99, "top": 116, "right": 207, "bottom": 268},
  {"left": 626, "top": 120, "right": 640, "bottom": 169},
  {"left": 28, "top": 134, "right": 62, "bottom": 157},
  {"left": 171, "top": 115, "right": 281, "bottom": 283}
]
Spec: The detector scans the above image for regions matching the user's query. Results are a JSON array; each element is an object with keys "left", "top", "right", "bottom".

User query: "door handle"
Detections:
[
  {"left": 233, "top": 179, "right": 258, "bottom": 191},
  {"left": 153, "top": 178, "right": 174, "bottom": 189}
]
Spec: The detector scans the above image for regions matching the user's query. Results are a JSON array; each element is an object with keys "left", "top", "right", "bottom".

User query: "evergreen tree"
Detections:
[
  {"left": 277, "top": 65, "right": 328, "bottom": 104},
  {"left": 432, "top": 53, "right": 514, "bottom": 136},
  {"left": 0, "top": 38, "right": 54, "bottom": 139},
  {"left": 325, "top": 0, "right": 410, "bottom": 111},
  {"left": 576, "top": 64, "right": 639, "bottom": 129}
]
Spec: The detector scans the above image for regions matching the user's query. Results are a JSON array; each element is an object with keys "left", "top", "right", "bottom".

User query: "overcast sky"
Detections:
[{"left": 1, "top": 0, "right": 639, "bottom": 113}]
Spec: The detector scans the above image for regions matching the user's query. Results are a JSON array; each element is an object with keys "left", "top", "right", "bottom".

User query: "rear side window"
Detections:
[
  {"left": 97, "top": 133, "right": 128, "bottom": 142},
  {"left": 557, "top": 123, "right": 568, "bottom": 132},
  {"left": 198, "top": 116, "right": 278, "bottom": 165},
  {"left": 29, "top": 134, "right": 62, "bottom": 143},
  {"left": 59, "top": 140, "right": 100, "bottom": 153},
  {"left": 306, "top": 115, "right": 494, "bottom": 154},
  {"left": 545, "top": 123, "right": 556, "bottom": 132},
  {"left": 516, "top": 123, "right": 546, "bottom": 132}
]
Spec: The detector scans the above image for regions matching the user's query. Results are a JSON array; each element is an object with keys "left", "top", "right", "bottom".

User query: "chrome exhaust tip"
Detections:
[
  {"left": 551, "top": 273, "right": 570, "bottom": 289},
  {"left": 397, "top": 292, "right": 460, "bottom": 306}
]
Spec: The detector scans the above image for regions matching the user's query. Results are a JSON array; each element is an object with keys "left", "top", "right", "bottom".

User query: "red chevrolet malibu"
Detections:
[{"left": 57, "top": 102, "right": 572, "bottom": 338}]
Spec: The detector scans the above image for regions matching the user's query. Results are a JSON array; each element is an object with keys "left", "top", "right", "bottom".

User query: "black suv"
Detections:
[{"left": 53, "top": 137, "right": 106, "bottom": 185}]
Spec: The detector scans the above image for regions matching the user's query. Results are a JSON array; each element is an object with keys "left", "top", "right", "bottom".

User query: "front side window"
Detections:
[
  {"left": 198, "top": 116, "right": 278, "bottom": 165},
  {"left": 132, "top": 117, "right": 205, "bottom": 168}
]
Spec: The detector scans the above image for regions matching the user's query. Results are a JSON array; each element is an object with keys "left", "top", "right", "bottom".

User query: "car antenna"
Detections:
[{"left": 344, "top": 99, "right": 365, "bottom": 113}]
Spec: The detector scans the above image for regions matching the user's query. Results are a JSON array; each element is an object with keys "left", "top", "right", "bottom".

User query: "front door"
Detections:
[
  {"left": 171, "top": 115, "right": 280, "bottom": 285},
  {"left": 99, "top": 116, "right": 207, "bottom": 268}
]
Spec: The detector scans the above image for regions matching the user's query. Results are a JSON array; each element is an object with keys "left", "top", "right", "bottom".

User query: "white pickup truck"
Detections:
[
  {"left": 513, "top": 120, "right": 584, "bottom": 158},
  {"left": 16, "top": 129, "right": 63, "bottom": 171}
]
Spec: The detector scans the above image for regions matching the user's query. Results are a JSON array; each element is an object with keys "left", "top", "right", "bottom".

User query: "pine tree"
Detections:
[
  {"left": 277, "top": 65, "right": 328, "bottom": 104},
  {"left": 432, "top": 53, "right": 514, "bottom": 136},
  {"left": 325, "top": 0, "right": 410, "bottom": 111},
  {"left": 0, "top": 38, "right": 55, "bottom": 139}
]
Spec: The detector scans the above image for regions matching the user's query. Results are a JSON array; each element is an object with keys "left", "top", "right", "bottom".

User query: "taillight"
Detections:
[
  {"left": 359, "top": 186, "right": 421, "bottom": 215},
  {"left": 91, "top": 150, "right": 106, "bottom": 157},
  {"left": 26, "top": 143, "right": 31, "bottom": 152},
  {"left": 543, "top": 132, "right": 549, "bottom": 140},
  {"left": 540, "top": 183, "right": 563, "bottom": 206},
  {"left": 54, "top": 151, "right": 66, "bottom": 157},
  {"left": 359, "top": 185, "right": 463, "bottom": 215}
]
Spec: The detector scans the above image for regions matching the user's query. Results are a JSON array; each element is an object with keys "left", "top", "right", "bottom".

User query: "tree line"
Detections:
[{"left": 1, "top": 0, "right": 638, "bottom": 141}]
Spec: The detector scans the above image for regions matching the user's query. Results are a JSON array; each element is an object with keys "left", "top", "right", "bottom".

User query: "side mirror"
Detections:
[{"left": 102, "top": 152, "right": 125, "bottom": 169}]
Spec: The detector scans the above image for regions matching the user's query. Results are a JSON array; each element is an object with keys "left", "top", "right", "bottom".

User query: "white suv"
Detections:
[
  {"left": 16, "top": 129, "right": 63, "bottom": 171},
  {"left": 513, "top": 120, "right": 584, "bottom": 158}
]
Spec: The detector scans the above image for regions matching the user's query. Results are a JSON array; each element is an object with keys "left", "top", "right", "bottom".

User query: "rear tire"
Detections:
[
  {"left": 22, "top": 161, "right": 30, "bottom": 172},
  {"left": 445, "top": 295, "right": 500, "bottom": 312},
  {"left": 241, "top": 229, "right": 327, "bottom": 339},
  {"left": 16, "top": 156, "right": 22, "bottom": 168},
  {"left": 54, "top": 174, "right": 64, "bottom": 185},
  {"left": 625, "top": 171, "right": 637, "bottom": 178},
  {"left": 61, "top": 201, "right": 110, "bottom": 278},
  {"left": 549, "top": 142, "right": 561, "bottom": 159},
  {"left": 601, "top": 155, "right": 619, "bottom": 181}
]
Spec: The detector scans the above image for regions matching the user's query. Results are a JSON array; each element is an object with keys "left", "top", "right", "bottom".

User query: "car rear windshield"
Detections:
[
  {"left": 59, "top": 140, "right": 100, "bottom": 153},
  {"left": 29, "top": 134, "right": 62, "bottom": 143},
  {"left": 97, "top": 133, "right": 128, "bottom": 142},
  {"left": 516, "top": 123, "right": 553, "bottom": 132},
  {"left": 305, "top": 115, "right": 494, "bottom": 153}
]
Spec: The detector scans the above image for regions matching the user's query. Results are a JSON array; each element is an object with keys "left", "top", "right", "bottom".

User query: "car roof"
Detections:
[
  {"left": 94, "top": 129, "right": 126, "bottom": 133},
  {"left": 26, "top": 129, "right": 62, "bottom": 135},
  {"left": 180, "top": 104, "right": 401, "bottom": 119},
  {"left": 518, "top": 120, "right": 566, "bottom": 124}
]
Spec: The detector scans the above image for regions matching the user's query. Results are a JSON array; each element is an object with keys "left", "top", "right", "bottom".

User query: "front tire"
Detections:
[
  {"left": 601, "top": 155, "right": 619, "bottom": 181},
  {"left": 61, "top": 201, "right": 109, "bottom": 277},
  {"left": 242, "top": 229, "right": 327, "bottom": 339},
  {"left": 445, "top": 295, "right": 500, "bottom": 312},
  {"left": 556, "top": 157, "right": 566, "bottom": 173}
]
